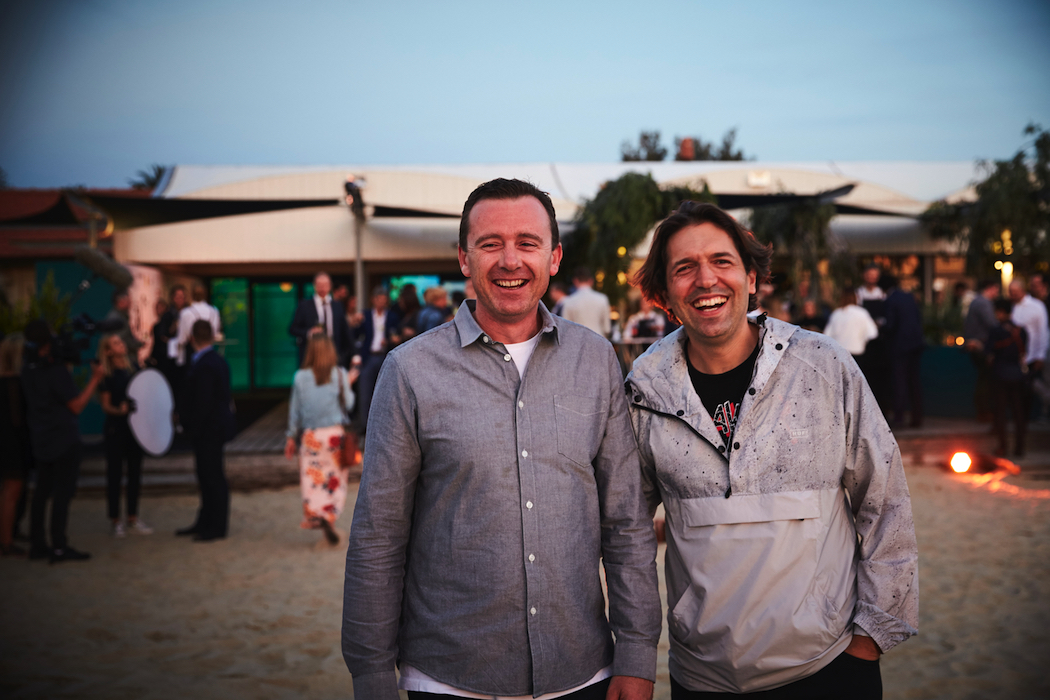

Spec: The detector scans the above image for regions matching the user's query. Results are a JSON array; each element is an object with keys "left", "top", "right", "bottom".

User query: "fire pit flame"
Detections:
[{"left": 950, "top": 452, "right": 972, "bottom": 473}]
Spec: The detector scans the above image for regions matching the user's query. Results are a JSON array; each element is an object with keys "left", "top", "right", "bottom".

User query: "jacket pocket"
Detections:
[
  {"left": 554, "top": 394, "right": 608, "bottom": 468},
  {"left": 667, "top": 490, "right": 837, "bottom": 663}
]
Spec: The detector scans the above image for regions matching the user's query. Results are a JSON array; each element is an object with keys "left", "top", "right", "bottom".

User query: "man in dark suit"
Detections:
[
  {"left": 883, "top": 275, "right": 925, "bottom": 429},
  {"left": 177, "top": 320, "right": 235, "bottom": 542},
  {"left": 349, "top": 286, "right": 395, "bottom": 440},
  {"left": 289, "top": 272, "right": 353, "bottom": 365}
]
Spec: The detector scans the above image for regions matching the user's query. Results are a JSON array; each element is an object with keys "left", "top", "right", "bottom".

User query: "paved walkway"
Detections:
[{"left": 78, "top": 402, "right": 364, "bottom": 493}]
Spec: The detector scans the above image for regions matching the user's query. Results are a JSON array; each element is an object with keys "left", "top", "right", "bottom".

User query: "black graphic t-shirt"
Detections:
[{"left": 687, "top": 342, "right": 760, "bottom": 448}]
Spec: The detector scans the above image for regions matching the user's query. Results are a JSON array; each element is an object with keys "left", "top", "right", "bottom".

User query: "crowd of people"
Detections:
[
  {"left": 0, "top": 280, "right": 234, "bottom": 561},
  {"left": 962, "top": 276, "right": 1049, "bottom": 456},
  {"left": 756, "top": 268, "right": 1050, "bottom": 456}
]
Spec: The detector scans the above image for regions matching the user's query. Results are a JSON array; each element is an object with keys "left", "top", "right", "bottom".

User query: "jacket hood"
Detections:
[{"left": 626, "top": 314, "right": 799, "bottom": 418}]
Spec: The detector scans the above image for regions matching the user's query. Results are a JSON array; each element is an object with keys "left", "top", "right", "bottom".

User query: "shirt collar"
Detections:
[
  {"left": 315, "top": 294, "right": 331, "bottom": 304},
  {"left": 453, "top": 299, "right": 560, "bottom": 348},
  {"left": 191, "top": 345, "right": 213, "bottom": 364}
]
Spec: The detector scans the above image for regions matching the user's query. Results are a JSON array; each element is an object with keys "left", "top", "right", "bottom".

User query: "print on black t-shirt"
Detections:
[
  {"left": 687, "top": 342, "right": 760, "bottom": 449},
  {"left": 711, "top": 400, "right": 737, "bottom": 443}
]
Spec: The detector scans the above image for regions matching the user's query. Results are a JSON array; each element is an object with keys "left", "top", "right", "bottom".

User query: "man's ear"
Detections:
[
  {"left": 549, "top": 244, "right": 563, "bottom": 276},
  {"left": 457, "top": 246, "right": 471, "bottom": 278}
]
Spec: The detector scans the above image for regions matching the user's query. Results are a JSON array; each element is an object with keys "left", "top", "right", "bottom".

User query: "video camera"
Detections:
[
  {"left": 53, "top": 313, "right": 126, "bottom": 365},
  {"left": 25, "top": 313, "right": 125, "bottom": 366}
]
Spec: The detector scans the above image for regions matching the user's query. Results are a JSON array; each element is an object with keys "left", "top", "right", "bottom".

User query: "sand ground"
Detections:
[{"left": 1, "top": 459, "right": 1048, "bottom": 700}]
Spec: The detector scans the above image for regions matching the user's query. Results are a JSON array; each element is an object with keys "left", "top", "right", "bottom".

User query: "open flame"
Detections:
[{"left": 950, "top": 452, "right": 972, "bottom": 473}]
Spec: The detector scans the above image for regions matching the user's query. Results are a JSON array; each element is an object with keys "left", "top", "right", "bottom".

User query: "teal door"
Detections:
[
  {"left": 252, "top": 282, "right": 300, "bottom": 388},
  {"left": 212, "top": 278, "right": 250, "bottom": 392}
]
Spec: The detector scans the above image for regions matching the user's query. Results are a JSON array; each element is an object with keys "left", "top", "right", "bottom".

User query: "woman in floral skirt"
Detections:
[{"left": 284, "top": 330, "right": 357, "bottom": 544}]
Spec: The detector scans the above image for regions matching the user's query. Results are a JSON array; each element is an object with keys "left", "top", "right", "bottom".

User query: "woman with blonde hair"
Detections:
[
  {"left": 97, "top": 334, "right": 151, "bottom": 537},
  {"left": 285, "top": 329, "right": 357, "bottom": 544},
  {"left": 0, "top": 333, "right": 32, "bottom": 556}
]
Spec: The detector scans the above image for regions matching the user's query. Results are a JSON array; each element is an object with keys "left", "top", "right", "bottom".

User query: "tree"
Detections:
[
  {"left": 0, "top": 271, "right": 73, "bottom": 335},
  {"left": 127, "top": 164, "right": 168, "bottom": 191},
  {"left": 923, "top": 123, "right": 1050, "bottom": 276},
  {"left": 562, "top": 173, "right": 715, "bottom": 306},
  {"left": 749, "top": 198, "right": 844, "bottom": 305},
  {"left": 620, "top": 131, "right": 668, "bottom": 162},
  {"left": 674, "top": 128, "right": 750, "bottom": 161}
]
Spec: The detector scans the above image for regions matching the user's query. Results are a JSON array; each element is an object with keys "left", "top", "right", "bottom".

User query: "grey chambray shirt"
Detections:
[{"left": 342, "top": 301, "right": 660, "bottom": 700}]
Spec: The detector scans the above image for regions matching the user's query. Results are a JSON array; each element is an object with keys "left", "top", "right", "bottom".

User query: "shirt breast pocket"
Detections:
[{"left": 554, "top": 394, "right": 608, "bottom": 469}]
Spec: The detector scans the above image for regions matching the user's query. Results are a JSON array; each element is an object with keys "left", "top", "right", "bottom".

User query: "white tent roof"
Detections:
[
  {"left": 116, "top": 161, "right": 984, "bottom": 266},
  {"left": 156, "top": 161, "right": 983, "bottom": 218}
]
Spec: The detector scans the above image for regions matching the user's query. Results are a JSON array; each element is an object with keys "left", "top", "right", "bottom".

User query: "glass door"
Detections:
[
  {"left": 211, "top": 278, "right": 250, "bottom": 392},
  {"left": 251, "top": 282, "right": 300, "bottom": 388}
]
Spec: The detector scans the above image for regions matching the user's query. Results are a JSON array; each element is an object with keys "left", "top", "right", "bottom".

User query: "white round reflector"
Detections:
[{"left": 127, "top": 368, "right": 175, "bottom": 457}]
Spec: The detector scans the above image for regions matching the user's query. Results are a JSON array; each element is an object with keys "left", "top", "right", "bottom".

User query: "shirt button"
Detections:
[
  {"left": 521, "top": 450, "right": 528, "bottom": 458},
  {"left": 718, "top": 445, "right": 726, "bottom": 453},
  {"left": 775, "top": 343, "right": 783, "bottom": 350},
  {"left": 504, "top": 354, "right": 512, "bottom": 361},
  {"left": 748, "top": 387, "right": 756, "bottom": 395},
  {"left": 676, "top": 409, "right": 684, "bottom": 416},
  {"left": 733, "top": 442, "right": 740, "bottom": 450},
  {"left": 483, "top": 335, "right": 490, "bottom": 343},
  {"left": 526, "top": 501, "right": 533, "bottom": 509},
  {"left": 528, "top": 553, "right": 535, "bottom": 562},
  {"left": 518, "top": 401, "right": 524, "bottom": 408},
  {"left": 530, "top": 607, "right": 537, "bottom": 615}
]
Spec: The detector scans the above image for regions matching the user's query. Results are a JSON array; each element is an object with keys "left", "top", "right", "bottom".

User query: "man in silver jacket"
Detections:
[{"left": 625, "top": 201, "right": 918, "bottom": 698}]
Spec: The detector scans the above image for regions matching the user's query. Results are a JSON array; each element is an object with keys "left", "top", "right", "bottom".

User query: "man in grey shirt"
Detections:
[{"left": 342, "top": 178, "right": 661, "bottom": 700}]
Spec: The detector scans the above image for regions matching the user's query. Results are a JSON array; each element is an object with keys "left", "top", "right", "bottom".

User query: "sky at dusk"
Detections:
[{"left": 1, "top": 0, "right": 1048, "bottom": 189}]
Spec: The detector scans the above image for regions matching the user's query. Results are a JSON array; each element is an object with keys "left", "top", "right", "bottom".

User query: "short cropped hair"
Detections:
[
  {"left": 191, "top": 319, "right": 214, "bottom": 344},
  {"left": 572, "top": 267, "right": 594, "bottom": 283},
  {"left": 977, "top": 278, "right": 999, "bottom": 293},
  {"left": 191, "top": 284, "right": 207, "bottom": 303},
  {"left": 459, "top": 178, "right": 559, "bottom": 250},
  {"left": 633, "top": 201, "right": 772, "bottom": 316}
]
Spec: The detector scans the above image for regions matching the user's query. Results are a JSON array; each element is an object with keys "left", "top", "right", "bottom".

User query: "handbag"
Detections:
[{"left": 336, "top": 367, "right": 359, "bottom": 467}]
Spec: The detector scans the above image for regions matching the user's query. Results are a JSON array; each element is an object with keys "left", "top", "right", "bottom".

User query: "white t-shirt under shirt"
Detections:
[
  {"left": 504, "top": 330, "right": 543, "bottom": 375},
  {"left": 398, "top": 664, "right": 612, "bottom": 699},
  {"left": 397, "top": 330, "right": 612, "bottom": 699}
]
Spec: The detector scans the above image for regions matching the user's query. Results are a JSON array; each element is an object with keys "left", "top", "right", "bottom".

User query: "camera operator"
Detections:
[{"left": 22, "top": 319, "right": 105, "bottom": 563}]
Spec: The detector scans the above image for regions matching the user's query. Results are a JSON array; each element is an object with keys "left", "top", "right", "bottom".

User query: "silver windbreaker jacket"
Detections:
[{"left": 626, "top": 315, "right": 918, "bottom": 693}]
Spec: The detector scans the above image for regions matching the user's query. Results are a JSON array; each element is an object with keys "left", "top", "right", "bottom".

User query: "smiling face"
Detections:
[
  {"left": 458, "top": 196, "right": 562, "bottom": 342},
  {"left": 665, "top": 222, "right": 757, "bottom": 359}
]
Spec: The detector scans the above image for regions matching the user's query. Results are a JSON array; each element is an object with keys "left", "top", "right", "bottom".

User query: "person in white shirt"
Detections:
[
  {"left": 176, "top": 285, "right": 221, "bottom": 367},
  {"left": 623, "top": 297, "right": 667, "bottom": 340},
  {"left": 823, "top": 287, "right": 879, "bottom": 358},
  {"left": 1009, "top": 280, "right": 1049, "bottom": 369},
  {"left": 854, "top": 264, "right": 886, "bottom": 304},
  {"left": 560, "top": 268, "right": 612, "bottom": 338},
  {"left": 1009, "top": 279, "right": 1050, "bottom": 419}
]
